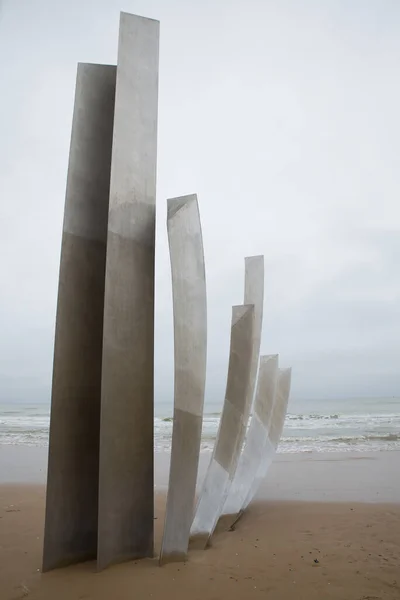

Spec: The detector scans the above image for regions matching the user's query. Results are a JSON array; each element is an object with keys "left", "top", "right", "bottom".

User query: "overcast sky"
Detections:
[{"left": 1, "top": 0, "right": 400, "bottom": 409}]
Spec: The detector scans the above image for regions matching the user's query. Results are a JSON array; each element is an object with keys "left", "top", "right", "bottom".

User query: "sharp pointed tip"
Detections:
[{"left": 167, "top": 194, "right": 198, "bottom": 220}]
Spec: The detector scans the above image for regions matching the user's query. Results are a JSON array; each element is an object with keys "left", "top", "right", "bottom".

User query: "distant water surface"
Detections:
[{"left": 0, "top": 396, "right": 399, "bottom": 453}]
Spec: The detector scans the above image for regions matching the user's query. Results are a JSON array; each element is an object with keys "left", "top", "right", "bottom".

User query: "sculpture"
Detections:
[
  {"left": 220, "top": 354, "right": 279, "bottom": 526},
  {"left": 43, "top": 10, "right": 292, "bottom": 572},
  {"left": 242, "top": 367, "right": 292, "bottom": 512},
  {"left": 220, "top": 255, "right": 264, "bottom": 520},
  {"left": 190, "top": 304, "right": 254, "bottom": 549},
  {"left": 43, "top": 63, "right": 116, "bottom": 572},
  {"left": 241, "top": 256, "right": 265, "bottom": 422},
  {"left": 43, "top": 12, "right": 160, "bottom": 572},
  {"left": 97, "top": 11, "right": 159, "bottom": 571},
  {"left": 160, "top": 195, "right": 207, "bottom": 565}
]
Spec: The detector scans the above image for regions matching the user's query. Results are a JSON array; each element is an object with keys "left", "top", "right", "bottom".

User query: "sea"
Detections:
[{"left": 0, "top": 396, "right": 399, "bottom": 454}]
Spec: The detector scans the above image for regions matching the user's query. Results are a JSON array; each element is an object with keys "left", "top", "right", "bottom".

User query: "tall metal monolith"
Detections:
[
  {"left": 97, "top": 12, "right": 159, "bottom": 569},
  {"left": 43, "top": 63, "right": 116, "bottom": 571}
]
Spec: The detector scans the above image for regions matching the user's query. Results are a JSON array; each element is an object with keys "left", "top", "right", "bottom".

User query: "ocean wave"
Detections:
[
  {"left": 285, "top": 412, "right": 400, "bottom": 422},
  {"left": 332, "top": 433, "right": 400, "bottom": 443},
  {"left": 287, "top": 413, "right": 340, "bottom": 420},
  {"left": 281, "top": 432, "right": 400, "bottom": 443},
  {"left": 1, "top": 404, "right": 400, "bottom": 453}
]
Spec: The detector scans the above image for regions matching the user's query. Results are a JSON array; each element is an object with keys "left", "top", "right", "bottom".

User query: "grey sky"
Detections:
[{"left": 1, "top": 0, "right": 400, "bottom": 408}]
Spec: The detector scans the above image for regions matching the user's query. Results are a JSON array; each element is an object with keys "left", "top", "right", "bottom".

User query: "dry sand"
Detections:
[{"left": 1, "top": 483, "right": 399, "bottom": 600}]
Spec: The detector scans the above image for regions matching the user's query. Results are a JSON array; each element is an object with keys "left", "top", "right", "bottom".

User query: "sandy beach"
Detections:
[{"left": 0, "top": 449, "right": 399, "bottom": 599}]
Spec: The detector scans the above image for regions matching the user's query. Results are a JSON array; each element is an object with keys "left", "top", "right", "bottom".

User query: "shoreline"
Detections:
[{"left": 1, "top": 445, "right": 399, "bottom": 503}]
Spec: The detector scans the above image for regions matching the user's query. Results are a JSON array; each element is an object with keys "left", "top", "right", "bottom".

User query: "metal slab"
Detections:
[
  {"left": 220, "top": 354, "right": 279, "bottom": 526},
  {"left": 43, "top": 63, "right": 116, "bottom": 571},
  {"left": 190, "top": 304, "right": 254, "bottom": 549},
  {"left": 159, "top": 195, "right": 207, "bottom": 565},
  {"left": 242, "top": 367, "right": 292, "bottom": 511},
  {"left": 97, "top": 12, "right": 159, "bottom": 570},
  {"left": 222, "top": 256, "right": 264, "bottom": 519}
]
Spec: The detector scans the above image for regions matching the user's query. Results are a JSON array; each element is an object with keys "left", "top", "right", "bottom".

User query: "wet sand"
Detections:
[
  {"left": 0, "top": 450, "right": 399, "bottom": 599},
  {"left": 1, "top": 446, "right": 399, "bottom": 503}
]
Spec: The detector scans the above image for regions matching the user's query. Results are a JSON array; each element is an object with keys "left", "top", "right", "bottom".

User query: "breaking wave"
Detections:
[{"left": 1, "top": 401, "right": 399, "bottom": 454}]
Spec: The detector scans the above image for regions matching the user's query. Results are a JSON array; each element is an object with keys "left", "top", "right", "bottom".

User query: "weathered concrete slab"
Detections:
[
  {"left": 159, "top": 195, "right": 207, "bottom": 565},
  {"left": 97, "top": 12, "right": 159, "bottom": 570},
  {"left": 242, "top": 367, "right": 292, "bottom": 511},
  {"left": 222, "top": 255, "right": 264, "bottom": 517},
  {"left": 190, "top": 304, "right": 254, "bottom": 549},
  {"left": 220, "top": 354, "right": 279, "bottom": 526},
  {"left": 43, "top": 63, "right": 116, "bottom": 571}
]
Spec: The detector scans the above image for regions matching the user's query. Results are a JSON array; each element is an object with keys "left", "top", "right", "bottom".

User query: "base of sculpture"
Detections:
[{"left": 188, "top": 532, "right": 211, "bottom": 550}]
